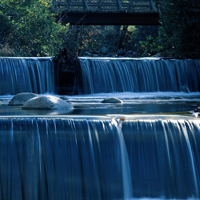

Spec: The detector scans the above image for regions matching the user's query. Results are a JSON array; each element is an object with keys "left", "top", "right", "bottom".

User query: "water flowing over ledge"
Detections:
[
  {"left": 0, "top": 57, "right": 55, "bottom": 95},
  {"left": 1, "top": 57, "right": 200, "bottom": 96},
  {"left": 0, "top": 116, "right": 200, "bottom": 200},
  {"left": 79, "top": 57, "right": 200, "bottom": 94},
  {"left": 0, "top": 57, "right": 200, "bottom": 200}
]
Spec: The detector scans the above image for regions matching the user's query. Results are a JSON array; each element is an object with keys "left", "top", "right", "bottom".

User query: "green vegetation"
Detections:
[
  {"left": 160, "top": 0, "right": 200, "bottom": 58},
  {"left": 0, "top": 0, "right": 199, "bottom": 58},
  {"left": 0, "top": 0, "right": 68, "bottom": 56},
  {"left": 62, "top": 0, "right": 200, "bottom": 58}
]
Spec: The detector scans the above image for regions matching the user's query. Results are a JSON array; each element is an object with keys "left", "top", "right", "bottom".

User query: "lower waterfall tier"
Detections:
[{"left": 0, "top": 117, "right": 199, "bottom": 200}]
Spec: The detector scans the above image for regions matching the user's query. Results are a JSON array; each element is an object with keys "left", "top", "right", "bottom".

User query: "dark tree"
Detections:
[{"left": 160, "top": 0, "right": 200, "bottom": 58}]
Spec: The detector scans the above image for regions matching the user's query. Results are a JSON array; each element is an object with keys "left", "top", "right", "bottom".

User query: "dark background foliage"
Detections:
[{"left": 0, "top": 0, "right": 200, "bottom": 58}]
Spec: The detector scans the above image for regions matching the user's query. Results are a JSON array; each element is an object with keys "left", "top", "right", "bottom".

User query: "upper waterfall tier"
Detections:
[
  {"left": 79, "top": 58, "right": 200, "bottom": 94},
  {"left": 0, "top": 57, "right": 55, "bottom": 95}
]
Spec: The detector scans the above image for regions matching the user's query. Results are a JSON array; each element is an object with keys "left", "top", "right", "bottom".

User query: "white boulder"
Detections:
[
  {"left": 22, "top": 95, "right": 73, "bottom": 110},
  {"left": 8, "top": 92, "right": 38, "bottom": 106}
]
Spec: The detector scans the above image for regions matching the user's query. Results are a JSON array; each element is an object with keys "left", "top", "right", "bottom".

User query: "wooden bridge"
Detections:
[{"left": 52, "top": 0, "right": 160, "bottom": 25}]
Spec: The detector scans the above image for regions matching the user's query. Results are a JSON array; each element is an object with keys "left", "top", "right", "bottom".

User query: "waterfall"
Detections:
[
  {"left": 79, "top": 58, "right": 200, "bottom": 93},
  {"left": 123, "top": 118, "right": 200, "bottom": 198},
  {"left": 0, "top": 117, "right": 199, "bottom": 200},
  {"left": 0, "top": 118, "right": 132, "bottom": 200},
  {"left": 0, "top": 57, "right": 55, "bottom": 95}
]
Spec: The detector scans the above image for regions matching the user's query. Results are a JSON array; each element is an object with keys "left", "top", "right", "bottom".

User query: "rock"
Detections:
[
  {"left": 85, "top": 51, "right": 92, "bottom": 56},
  {"left": 100, "top": 47, "right": 109, "bottom": 55},
  {"left": 59, "top": 96, "right": 69, "bottom": 101},
  {"left": 117, "top": 49, "right": 126, "bottom": 56},
  {"left": 92, "top": 50, "right": 99, "bottom": 54},
  {"left": 125, "top": 50, "right": 133, "bottom": 57},
  {"left": 92, "top": 54, "right": 99, "bottom": 57},
  {"left": 106, "top": 53, "right": 113, "bottom": 57},
  {"left": 127, "top": 50, "right": 133, "bottom": 54},
  {"left": 8, "top": 92, "right": 38, "bottom": 106},
  {"left": 22, "top": 95, "right": 73, "bottom": 110},
  {"left": 152, "top": 53, "right": 162, "bottom": 57},
  {"left": 101, "top": 97, "right": 123, "bottom": 103}
]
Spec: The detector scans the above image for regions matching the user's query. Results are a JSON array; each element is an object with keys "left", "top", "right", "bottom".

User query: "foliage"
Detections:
[
  {"left": 126, "top": 0, "right": 200, "bottom": 58},
  {"left": 1, "top": 0, "right": 199, "bottom": 58},
  {"left": 160, "top": 0, "right": 200, "bottom": 58},
  {"left": 120, "top": 25, "right": 161, "bottom": 57},
  {"left": 62, "top": 25, "right": 98, "bottom": 58},
  {"left": 0, "top": 0, "right": 68, "bottom": 57},
  {"left": 0, "top": 44, "right": 15, "bottom": 56},
  {"left": 140, "top": 35, "right": 161, "bottom": 56},
  {"left": 138, "top": 27, "right": 168, "bottom": 57},
  {"left": 0, "top": 13, "right": 12, "bottom": 46},
  {"left": 62, "top": 25, "right": 162, "bottom": 57},
  {"left": 62, "top": 25, "right": 120, "bottom": 58}
]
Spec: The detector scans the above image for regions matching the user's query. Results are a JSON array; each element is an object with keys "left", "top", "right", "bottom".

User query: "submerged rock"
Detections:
[
  {"left": 101, "top": 97, "right": 123, "bottom": 103},
  {"left": 22, "top": 95, "right": 73, "bottom": 110},
  {"left": 8, "top": 92, "right": 38, "bottom": 106}
]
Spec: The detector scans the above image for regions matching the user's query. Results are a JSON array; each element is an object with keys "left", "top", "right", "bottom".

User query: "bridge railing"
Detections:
[{"left": 52, "top": 0, "right": 158, "bottom": 13}]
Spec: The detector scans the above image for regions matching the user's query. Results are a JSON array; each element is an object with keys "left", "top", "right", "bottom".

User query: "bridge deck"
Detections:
[{"left": 53, "top": 0, "right": 160, "bottom": 25}]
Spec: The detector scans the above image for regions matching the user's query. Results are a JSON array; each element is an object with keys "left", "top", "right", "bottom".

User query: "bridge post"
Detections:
[
  {"left": 83, "top": 0, "right": 90, "bottom": 11},
  {"left": 116, "top": 0, "right": 123, "bottom": 11},
  {"left": 129, "top": 0, "right": 135, "bottom": 12},
  {"left": 98, "top": 0, "right": 103, "bottom": 11},
  {"left": 66, "top": 0, "right": 70, "bottom": 10},
  {"left": 150, "top": 0, "right": 157, "bottom": 11}
]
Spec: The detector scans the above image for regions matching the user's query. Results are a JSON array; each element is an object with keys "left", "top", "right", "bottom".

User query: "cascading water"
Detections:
[
  {"left": 0, "top": 57, "right": 55, "bottom": 95},
  {"left": 0, "top": 118, "right": 131, "bottom": 200},
  {"left": 1, "top": 56, "right": 200, "bottom": 200},
  {"left": 79, "top": 58, "right": 200, "bottom": 94},
  {"left": 122, "top": 118, "right": 200, "bottom": 198},
  {"left": 0, "top": 117, "right": 199, "bottom": 200}
]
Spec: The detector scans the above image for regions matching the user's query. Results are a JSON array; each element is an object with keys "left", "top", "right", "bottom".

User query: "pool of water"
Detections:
[{"left": 0, "top": 92, "right": 199, "bottom": 117}]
